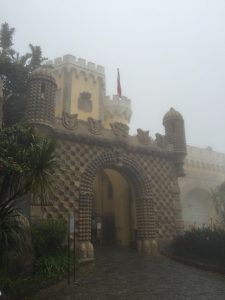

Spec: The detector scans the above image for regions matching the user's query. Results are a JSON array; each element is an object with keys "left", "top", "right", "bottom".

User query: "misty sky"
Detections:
[{"left": 1, "top": 0, "right": 225, "bottom": 152}]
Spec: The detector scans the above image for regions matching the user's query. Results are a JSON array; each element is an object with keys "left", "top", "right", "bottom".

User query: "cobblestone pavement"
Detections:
[{"left": 44, "top": 248, "right": 225, "bottom": 300}]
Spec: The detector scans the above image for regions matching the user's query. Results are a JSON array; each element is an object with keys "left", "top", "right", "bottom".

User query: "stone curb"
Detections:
[{"left": 161, "top": 251, "right": 225, "bottom": 275}]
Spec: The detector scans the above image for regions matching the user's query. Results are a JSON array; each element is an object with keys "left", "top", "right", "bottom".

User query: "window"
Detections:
[
  {"left": 41, "top": 83, "right": 46, "bottom": 99},
  {"left": 78, "top": 91, "right": 92, "bottom": 112}
]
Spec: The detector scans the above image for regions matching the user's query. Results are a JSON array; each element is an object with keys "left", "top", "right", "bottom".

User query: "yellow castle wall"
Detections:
[
  {"left": 93, "top": 169, "right": 133, "bottom": 246},
  {"left": 53, "top": 69, "right": 102, "bottom": 121}
]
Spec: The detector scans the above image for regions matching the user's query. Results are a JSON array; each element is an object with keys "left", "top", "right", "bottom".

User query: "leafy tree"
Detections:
[
  {"left": 28, "top": 43, "right": 47, "bottom": 71},
  {"left": 0, "top": 23, "right": 47, "bottom": 125},
  {"left": 0, "top": 22, "right": 15, "bottom": 58},
  {"left": 0, "top": 124, "right": 57, "bottom": 266}
]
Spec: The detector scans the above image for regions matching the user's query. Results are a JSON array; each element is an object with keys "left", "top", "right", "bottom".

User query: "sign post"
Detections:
[{"left": 68, "top": 214, "right": 75, "bottom": 285}]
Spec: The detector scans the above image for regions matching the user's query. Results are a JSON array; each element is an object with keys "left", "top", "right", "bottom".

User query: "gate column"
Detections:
[
  {"left": 136, "top": 194, "right": 158, "bottom": 255},
  {"left": 78, "top": 191, "right": 94, "bottom": 261}
]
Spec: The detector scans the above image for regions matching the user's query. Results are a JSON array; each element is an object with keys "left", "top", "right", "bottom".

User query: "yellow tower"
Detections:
[
  {"left": 47, "top": 54, "right": 105, "bottom": 121},
  {"left": 46, "top": 54, "right": 132, "bottom": 128}
]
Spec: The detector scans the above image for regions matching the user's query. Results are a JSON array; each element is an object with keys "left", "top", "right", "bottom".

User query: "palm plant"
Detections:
[{"left": 0, "top": 124, "right": 57, "bottom": 266}]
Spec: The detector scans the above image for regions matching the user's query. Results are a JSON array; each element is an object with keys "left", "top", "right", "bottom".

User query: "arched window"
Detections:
[
  {"left": 78, "top": 92, "right": 92, "bottom": 112},
  {"left": 41, "top": 83, "right": 46, "bottom": 99}
]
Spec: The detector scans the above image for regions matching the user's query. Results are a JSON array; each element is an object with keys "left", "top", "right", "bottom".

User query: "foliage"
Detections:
[
  {"left": 0, "top": 210, "right": 30, "bottom": 267},
  {"left": 0, "top": 124, "right": 57, "bottom": 204},
  {"left": 0, "top": 124, "right": 57, "bottom": 267},
  {"left": 0, "top": 22, "right": 15, "bottom": 57},
  {"left": 210, "top": 182, "right": 225, "bottom": 225},
  {"left": 173, "top": 228, "right": 225, "bottom": 264},
  {"left": 0, "top": 218, "right": 73, "bottom": 299},
  {"left": 31, "top": 219, "right": 67, "bottom": 258},
  {"left": 28, "top": 43, "right": 47, "bottom": 71},
  {"left": 0, "top": 22, "right": 47, "bottom": 125},
  {"left": 34, "top": 253, "right": 68, "bottom": 278}
]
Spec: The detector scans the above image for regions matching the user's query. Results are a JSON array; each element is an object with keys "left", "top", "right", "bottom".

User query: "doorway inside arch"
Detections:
[{"left": 92, "top": 168, "right": 137, "bottom": 248}]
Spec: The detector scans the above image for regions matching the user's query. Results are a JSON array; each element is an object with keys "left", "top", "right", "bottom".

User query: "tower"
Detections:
[
  {"left": 163, "top": 107, "right": 187, "bottom": 176},
  {"left": 46, "top": 54, "right": 105, "bottom": 121},
  {"left": 103, "top": 95, "right": 132, "bottom": 129},
  {"left": 26, "top": 67, "right": 57, "bottom": 127}
]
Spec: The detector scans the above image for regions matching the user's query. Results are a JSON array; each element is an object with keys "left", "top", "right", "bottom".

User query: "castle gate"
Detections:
[
  {"left": 26, "top": 67, "right": 187, "bottom": 261},
  {"left": 79, "top": 152, "right": 155, "bottom": 257}
]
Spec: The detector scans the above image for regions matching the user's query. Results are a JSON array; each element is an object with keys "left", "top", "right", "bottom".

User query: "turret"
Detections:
[
  {"left": 103, "top": 95, "right": 132, "bottom": 129},
  {"left": 26, "top": 67, "right": 57, "bottom": 127},
  {"left": 163, "top": 107, "right": 187, "bottom": 176}
]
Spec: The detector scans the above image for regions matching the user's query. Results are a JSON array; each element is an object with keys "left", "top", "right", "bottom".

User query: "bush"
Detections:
[
  {"left": 31, "top": 219, "right": 67, "bottom": 258},
  {"left": 34, "top": 253, "right": 68, "bottom": 278},
  {"left": 173, "top": 228, "right": 225, "bottom": 263}
]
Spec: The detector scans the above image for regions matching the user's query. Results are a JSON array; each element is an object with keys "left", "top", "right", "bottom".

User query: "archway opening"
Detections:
[{"left": 92, "top": 168, "right": 136, "bottom": 248}]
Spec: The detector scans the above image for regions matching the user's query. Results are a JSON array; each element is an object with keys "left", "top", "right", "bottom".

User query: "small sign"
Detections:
[{"left": 97, "top": 222, "right": 101, "bottom": 230}]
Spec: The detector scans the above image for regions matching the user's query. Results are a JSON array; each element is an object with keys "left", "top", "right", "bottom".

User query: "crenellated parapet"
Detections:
[
  {"left": 46, "top": 54, "right": 105, "bottom": 78},
  {"left": 184, "top": 145, "right": 225, "bottom": 173},
  {"left": 104, "top": 95, "right": 132, "bottom": 128}
]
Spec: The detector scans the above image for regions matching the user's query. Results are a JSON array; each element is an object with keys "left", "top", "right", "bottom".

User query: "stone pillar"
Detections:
[
  {"left": 171, "top": 182, "right": 184, "bottom": 235},
  {"left": 136, "top": 196, "right": 158, "bottom": 255},
  {"left": 78, "top": 191, "right": 94, "bottom": 261}
]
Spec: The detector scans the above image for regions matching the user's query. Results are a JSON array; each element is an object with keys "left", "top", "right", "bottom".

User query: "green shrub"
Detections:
[
  {"left": 173, "top": 228, "right": 225, "bottom": 263},
  {"left": 34, "top": 253, "right": 68, "bottom": 278},
  {"left": 31, "top": 219, "right": 67, "bottom": 258}
]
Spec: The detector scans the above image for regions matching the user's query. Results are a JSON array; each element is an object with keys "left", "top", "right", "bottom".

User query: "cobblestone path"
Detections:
[{"left": 45, "top": 248, "right": 225, "bottom": 300}]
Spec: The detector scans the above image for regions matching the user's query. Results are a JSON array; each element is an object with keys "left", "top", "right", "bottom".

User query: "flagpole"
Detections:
[{"left": 117, "top": 68, "right": 122, "bottom": 99}]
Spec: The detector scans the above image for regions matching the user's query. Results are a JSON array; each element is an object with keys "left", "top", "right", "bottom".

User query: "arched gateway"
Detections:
[
  {"left": 25, "top": 67, "right": 187, "bottom": 261},
  {"left": 79, "top": 152, "right": 155, "bottom": 259}
]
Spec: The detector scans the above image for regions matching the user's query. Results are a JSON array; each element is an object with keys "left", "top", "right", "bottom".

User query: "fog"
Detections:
[{"left": 1, "top": 0, "right": 225, "bottom": 152}]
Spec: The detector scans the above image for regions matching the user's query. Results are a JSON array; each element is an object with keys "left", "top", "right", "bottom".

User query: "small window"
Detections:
[
  {"left": 41, "top": 83, "right": 46, "bottom": 99},
  {"left": 78, "top": 92, "right": 92, "bottom": 112}
]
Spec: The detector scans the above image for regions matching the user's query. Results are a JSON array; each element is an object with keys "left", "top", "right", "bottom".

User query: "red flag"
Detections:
[{"left": 117, "top": 68, "right": 122, "bottom": 98}]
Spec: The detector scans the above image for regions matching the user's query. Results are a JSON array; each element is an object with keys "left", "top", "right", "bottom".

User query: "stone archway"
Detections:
[{"left": 78, "top": 150, "right": 157, "bottom": 260}]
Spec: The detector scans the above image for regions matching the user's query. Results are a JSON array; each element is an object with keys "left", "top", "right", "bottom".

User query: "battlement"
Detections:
[
  {"left": 105, "top": 95, "right": 131, "bottom": 107},
  {"left": 184, "top": 145, "right": 225, "bottom": 172},
  {"left": 46, "top": 54, "right": 105, "bottom": 75},
  {"left": 187, "top": 145, "right": 225, "bottom": 165},
  {"left": 104, "top": 95, "right": 132, "bottom": 124}
]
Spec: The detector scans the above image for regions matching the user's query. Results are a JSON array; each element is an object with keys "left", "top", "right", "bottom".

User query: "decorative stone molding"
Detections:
[
  {"left": 110, "top": 122, "right": 129, "bottom": 137},
  {"left": 112, "top": 147, "right": 126, "bottom": 167},
  {"left": 155, "top": 133, "right": 167, "bottom": 149},
  {"left": 88, "top": 117, "right": 103, "bottom": 135},
  {"left": 137, "top": 129, "right": 152, "bottom": 145},
  {"left": 62, "top": 111, "right": 78, "bottom": 130}
]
